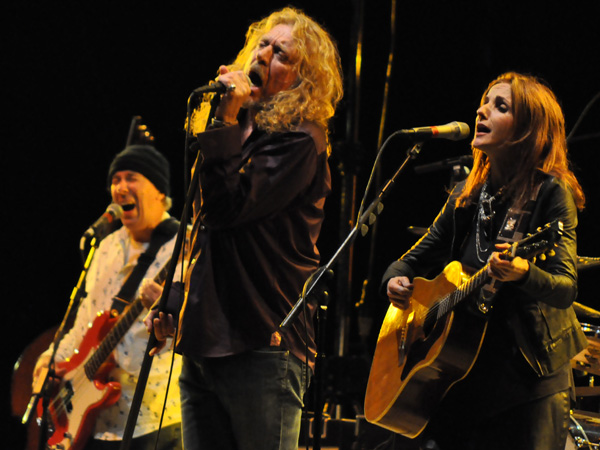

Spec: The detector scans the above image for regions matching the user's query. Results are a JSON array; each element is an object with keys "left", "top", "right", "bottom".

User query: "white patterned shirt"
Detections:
[{"left": 44, "top": 220, "right": 182, "bottom": 440}]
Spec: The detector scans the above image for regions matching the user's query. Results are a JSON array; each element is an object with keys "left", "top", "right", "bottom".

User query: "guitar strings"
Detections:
[
  {"left": 46, "top": 262, "right": 174, "bottom": 430},
  {"left": 423, "top": 266, "right": 488, "bottom": 327},
  {"left": 46, "top": 304, "right": 144, "bottom": 423}
]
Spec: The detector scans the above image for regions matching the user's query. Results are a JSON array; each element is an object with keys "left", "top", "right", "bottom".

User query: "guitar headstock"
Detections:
[
  {"left": 126, "top": 115, "right": 155, "bottom": 146},
  {"left": 509, "top": 219, "right": 563, "bottom": 261}
]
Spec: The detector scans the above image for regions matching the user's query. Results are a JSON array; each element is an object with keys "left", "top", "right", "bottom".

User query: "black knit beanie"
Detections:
[{"left": 107, "top": 145, "right": 170, "bottom": 196}]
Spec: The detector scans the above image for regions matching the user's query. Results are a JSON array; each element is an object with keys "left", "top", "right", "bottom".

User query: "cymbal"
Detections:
[
  {"left": 572, "top": 338, "right": 600, "bottom": 376},
  {"left": 407, "top": 226, "right": 427, "bottom": 237},
  {"left": 578, "top": 256, "right": 600, "bottom": 271},
  {"left": 574, "top": 386, "right": 600, "bottom": 397},
  {"left": 574, "top": 302, "right": 600, "bottom": 321}
]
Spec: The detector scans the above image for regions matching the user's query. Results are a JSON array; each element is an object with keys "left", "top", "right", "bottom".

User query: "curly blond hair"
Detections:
[{"left": 229, "top": 7, "right": 343, "bottom": 137}]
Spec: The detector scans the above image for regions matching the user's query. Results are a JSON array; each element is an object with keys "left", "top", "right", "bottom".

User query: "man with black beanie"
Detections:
[{"left": 33, "top": 144, "right": 183, "bottom": 450}]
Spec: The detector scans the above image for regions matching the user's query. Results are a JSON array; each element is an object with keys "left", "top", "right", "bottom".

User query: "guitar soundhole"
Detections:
[{"left": 423, "top": 314, "right": 435, "bottom": 337}]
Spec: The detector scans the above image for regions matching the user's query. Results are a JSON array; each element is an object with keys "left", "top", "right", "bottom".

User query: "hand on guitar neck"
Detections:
[
  {"left": 489, "top": 242, "right": 530, "bottom": 282},
  {"left": 386, "top": 243, "right": 529, "bottom": 312},
  {"left": 141, "top": 279, "right": 176, "bottom": 356}
]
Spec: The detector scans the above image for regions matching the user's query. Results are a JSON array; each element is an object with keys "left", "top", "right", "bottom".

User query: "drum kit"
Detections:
[{"left": 568, "top": 256, "right": 600, "bottom": 449}]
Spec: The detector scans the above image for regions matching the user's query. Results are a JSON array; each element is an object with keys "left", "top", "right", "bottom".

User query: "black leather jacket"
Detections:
[{"left": 382, "top": 175, "right": 587, "bottom": 376}]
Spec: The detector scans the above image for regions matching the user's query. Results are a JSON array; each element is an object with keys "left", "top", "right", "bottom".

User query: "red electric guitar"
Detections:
[
  {"left": 36, "top": 259, "right": 171, "bottom": 450},
  {"left": 364, "top": 220, "right": 563, "bottom": 438}
]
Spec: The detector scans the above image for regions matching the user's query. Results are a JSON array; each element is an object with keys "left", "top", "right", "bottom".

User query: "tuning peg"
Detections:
[
  {"left": 547, "top": 249, "right": 556, "bottom": 257},
  {"left": 539, "top": 254, "right": 547, "bottom": 261},
  {"left": 532, "top": 256, "right": 537, "bottom": 264}
]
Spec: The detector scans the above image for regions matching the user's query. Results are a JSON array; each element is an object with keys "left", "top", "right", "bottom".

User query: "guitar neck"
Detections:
[
  {"left": 432, "top": 264, "right": 491, "bottom": 321},
  {"left": 433, "top": 219, "right": 562, "bottom": 320},
  {"left": 83, "top": 258, "right": 172, "bottom": 379},
  {"left": 83, "top": 299, "right": 145, "bottom": 379}
]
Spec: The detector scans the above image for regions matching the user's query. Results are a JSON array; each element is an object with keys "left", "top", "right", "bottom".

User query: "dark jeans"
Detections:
[
  {"left": 84, "top": 423, "right": 182, "bottom": 450},
  {"left": 179, "top": 349, "right": 310, "bottom": 450}
]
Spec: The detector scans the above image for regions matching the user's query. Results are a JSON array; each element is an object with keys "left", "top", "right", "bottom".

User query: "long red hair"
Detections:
[{"left": 457, "top": 72, "right": 585, "bottom": 210}]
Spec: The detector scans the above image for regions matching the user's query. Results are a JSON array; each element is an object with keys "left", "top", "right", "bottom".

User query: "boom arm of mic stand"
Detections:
[{"left": 280, "top": 141, "right": 423, "bottom": 329}]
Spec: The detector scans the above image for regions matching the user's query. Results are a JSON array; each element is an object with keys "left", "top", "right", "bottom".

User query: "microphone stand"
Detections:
[
  {"left": 120, "top": 92, "right": 207, "bottom": 450},
  {"left": 413, "top": 155, "right": 472, "bottom": 175},
  {"left": 413, "top": 154, "right": 472, "bottom": 190},
  {"left": 28, "top": 236, "right": 100, "bottom": 450},
  {"left": 119, "top": 180, "right": 194, "bottom": 450},
  {"left": 281, "top": 140, "right": 424, "bottom": 450}
]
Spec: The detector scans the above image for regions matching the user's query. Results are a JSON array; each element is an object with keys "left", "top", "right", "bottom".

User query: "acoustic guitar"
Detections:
[{"left": 364, "top": 220, "right": 563, "bottom": 438}]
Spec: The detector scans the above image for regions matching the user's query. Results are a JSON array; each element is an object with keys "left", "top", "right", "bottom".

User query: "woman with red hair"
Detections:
[{"left": 383, "top": 72, "right": 586, "bottom": 449}]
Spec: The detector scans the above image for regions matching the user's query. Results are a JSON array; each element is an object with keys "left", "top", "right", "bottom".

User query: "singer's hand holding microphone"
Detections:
[{"left": 210, "top": 66, "right": 252, "bottom": 126}]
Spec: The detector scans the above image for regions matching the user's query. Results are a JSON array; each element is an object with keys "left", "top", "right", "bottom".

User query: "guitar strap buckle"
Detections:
[{"left": 477, "top": 280, "right": 501, "bottom": 314}]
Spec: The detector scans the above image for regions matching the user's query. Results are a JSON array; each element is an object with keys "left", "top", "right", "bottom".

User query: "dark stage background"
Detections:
[{"left": 4, "top": 0, "right": 600, "bottom": 448}]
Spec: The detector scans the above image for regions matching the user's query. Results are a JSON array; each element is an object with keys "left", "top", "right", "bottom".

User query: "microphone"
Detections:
[
  {"left": 399, "top": 121, "right": 470, "bottom": 141},
  {"left": 192, "top": 81, "right": 228, "bottom": 96},
  {"left": 82, "top": 203, "right": 123, "bottom": 241},
  {"left": 414, "top": 155, "right": 473, "bottom": 174}
]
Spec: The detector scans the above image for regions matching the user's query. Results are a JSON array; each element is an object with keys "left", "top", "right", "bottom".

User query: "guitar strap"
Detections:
[
  {"left": 110, "top": 218, "right": 179, "bottom": 315},
  {"left": 477, "top": 180, "right": 545, "bottom": 313}
]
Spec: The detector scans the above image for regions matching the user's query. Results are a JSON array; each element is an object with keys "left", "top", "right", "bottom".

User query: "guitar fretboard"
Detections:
[
  {"left": 423, "top": 220, "right": 560, "bottom": 328},
  {"left": 83, "top": 259, "right": 172, "bottom": 379},
  {"left": 428, "top": 264, "right": 490, "bottom": 324}
]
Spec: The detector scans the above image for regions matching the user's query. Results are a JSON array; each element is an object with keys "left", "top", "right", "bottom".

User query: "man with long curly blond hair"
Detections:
[{"left": 144, "top": 7, "right": 343, "bottom": 450}]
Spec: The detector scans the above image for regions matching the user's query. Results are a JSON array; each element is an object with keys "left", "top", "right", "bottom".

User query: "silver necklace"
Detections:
[{"left": 475, "top": 182, "right": 504, "bottom": 264}]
